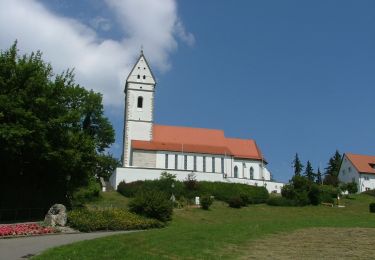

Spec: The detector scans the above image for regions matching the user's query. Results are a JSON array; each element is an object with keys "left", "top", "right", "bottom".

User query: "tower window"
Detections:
[
  {"left": 137, "top": 96, "right": 143, "bottom": 108},
  {"left": 143, "top": 75, "right": 146, "bottom": 79},
  {"left": 137, "top": 75, "right": 140, "bottom": 79}
]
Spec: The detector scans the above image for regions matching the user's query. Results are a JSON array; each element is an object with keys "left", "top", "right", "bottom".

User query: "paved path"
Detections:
[{"left": 0, "top": 231, "right": 136, "bottom": 260}]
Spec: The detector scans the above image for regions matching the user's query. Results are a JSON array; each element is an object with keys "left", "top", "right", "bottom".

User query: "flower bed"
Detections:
[{"left": 0, "top": 223, "right": 57, "bottom": 237}]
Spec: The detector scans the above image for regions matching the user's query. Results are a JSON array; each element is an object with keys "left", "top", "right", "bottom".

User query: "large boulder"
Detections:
[{"left": 44, "top": 204, "right": 67, "bottom": 227}]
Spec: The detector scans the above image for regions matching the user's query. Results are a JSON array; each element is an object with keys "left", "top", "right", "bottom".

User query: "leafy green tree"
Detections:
[
  {"left": 292, "top": 153, "right": 304, "bottom": 176},
  {"left": 0, "top": 42, "right": 118, "bottom": 211},
  {"left": 304, "top": 160, "right": 315, "bottom": 182},
  {"left": 316, "top": 168, "right": 323, "bottom": 185},
  {"left": 323, "top": 150, "right": 342, "bottom": 187}
]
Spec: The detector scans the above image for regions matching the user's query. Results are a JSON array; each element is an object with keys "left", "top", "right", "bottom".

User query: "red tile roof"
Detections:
[
  {"left": 345, "top": 153, "right": 375, "bottom": 175},
  {"left": 131, "top": 124, "right": 265, "bottom": 161}
]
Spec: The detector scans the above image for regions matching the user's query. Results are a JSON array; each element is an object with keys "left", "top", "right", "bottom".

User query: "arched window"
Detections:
[
  {"left": 250, "top": 167, "right": 254, "bottom": 180},
  {"left": 137, "top": 74, "right": 140, "bottom": 79},
  {"left": 137, "top": 96, "right": 143, "bottom": 108},
  {"left": 143, "top": 75, "right": 146, "bottom": 79},
  {"left": 234, "top": 166, "right": 238, "bottom": 178}
]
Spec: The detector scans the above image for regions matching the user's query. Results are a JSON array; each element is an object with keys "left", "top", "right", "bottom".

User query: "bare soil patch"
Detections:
[{"left": 240, "top": 228, "right": 375, "bottom": 260}]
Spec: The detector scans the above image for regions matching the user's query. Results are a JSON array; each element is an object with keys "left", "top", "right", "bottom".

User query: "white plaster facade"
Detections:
[
  {"left": 112, "top": 52, "right": 284, "bottom": 193},
  {"left": 338, "top": 154, "right": 375, "bottom": 193}
]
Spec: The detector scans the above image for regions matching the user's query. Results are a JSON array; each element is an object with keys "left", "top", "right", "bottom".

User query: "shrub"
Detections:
[
  {"left": 308, "top": 184, "right": 321, "bottom": 206},
  {"left": 342, "top": 182, "right": 358, "bottom": 194},
  {"left": 369, "top": 203, "right": 375, "bottom": 213},
  {"left": 200, "top": 195, "right": 213, "bottom": 210},
  {"left": 129, "top": 190, "right": 173, "bottom": 222},
  {"left": 266, "top": 197, "right": 297, "bottom": 206},
  {"left": 117, "top": 181, "right": 144, "bottom": 197},
  {"left": 228, "top": 197, "right": 243, "bottom": 208},
  {"left": 68, "top": 208, "right": 163, "bottom": 232},
  {"left": 71, "top": 179, "right": 101, "bottom": 207},
  {"left": 363, "top": 189, "right": 375, "bottom": 197},
  {"left": 198, "top": 182, "right": 269, "bottom": 204}
]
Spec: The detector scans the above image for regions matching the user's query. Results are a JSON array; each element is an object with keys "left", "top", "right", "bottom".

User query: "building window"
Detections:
[
  {"left": 364, "top": 176, "right": 370, "bottom": 181},
  {"left": 194, "top": 156, "right": 197, "bottom": 171},
  {"left": 234, "top": 166, "right": 238, "bottom": 178},
  {"left": 137, "top": 74, "right": 140, "bottom": 79},
  {"left": 366, "top": 187, "right": 370, "bottom": 191},
  {"left": 203, "top": 156, "right": 206, "bottom": 172},
  {"left": 137, "top": 96, "right": 143, "bottom": 108},
  {"left": 143, "top": 75, "right": 146, "bottom": 79},
  {"left": 184, "top": 155, "right": 187, "bottom": 170},
  {"left": 212, "top": 157, "right": 215, "bottom": 172},
  {"left": 165, "top": 154, "right": 168, "bottom": 169},
  {"left": 175, "top": 154, "right": 178, "bottom": 169},
  {"left": 250, "top": 167, "right": 254, "bottom": 180},
  {"left": 348, "top": 167, "right": 351, "bottom": 172},
  {"left": 221, "top": 158, "right": 224, "bottom": 173}
]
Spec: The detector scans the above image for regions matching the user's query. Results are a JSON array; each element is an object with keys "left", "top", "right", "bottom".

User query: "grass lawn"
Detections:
[
  {"left": 35, "top": 194, "right": 375, "bottom": 259},
  {"left": 85, "top": 191, "right": 130, "bottom": 209}
]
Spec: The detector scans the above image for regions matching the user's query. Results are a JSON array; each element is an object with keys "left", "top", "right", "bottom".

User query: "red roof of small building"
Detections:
[
  {"left": 131, "top": 124, "right": 265, "bottom": 161},
  {"left": 345, "top": 153, "right": 375, "bottom": 175}
]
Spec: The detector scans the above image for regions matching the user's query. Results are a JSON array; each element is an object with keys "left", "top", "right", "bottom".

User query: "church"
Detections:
[{"left": 110, "top": 52, "right": 284, "bottom": 193}]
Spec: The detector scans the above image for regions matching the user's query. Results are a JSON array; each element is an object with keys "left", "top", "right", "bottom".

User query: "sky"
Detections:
[{"left": 0, "top": 0, "right": 374, "bottom": 182}]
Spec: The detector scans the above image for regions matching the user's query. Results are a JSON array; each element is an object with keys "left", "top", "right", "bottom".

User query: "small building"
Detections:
[
  {"left": 110, "top": 51, "right": 284, "bottom": 193},
  {"left": 338, "top": 153, "right": 375, "bottom": 192}
]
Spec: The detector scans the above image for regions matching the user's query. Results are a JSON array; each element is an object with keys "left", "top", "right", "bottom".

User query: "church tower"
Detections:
[{"left": 122, "top": 51, "right": 156, "bottom": 167}]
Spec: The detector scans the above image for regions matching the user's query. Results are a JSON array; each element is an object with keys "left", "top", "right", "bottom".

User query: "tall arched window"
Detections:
[
  {"left": 250, "top": 167, "right": 254, "bottom": 180},
  {"left": 137, "top": 96, "right": 143, "bottom": 108},
  {"left": 234, "top": 166, "right": 238, "bottom": 178}
]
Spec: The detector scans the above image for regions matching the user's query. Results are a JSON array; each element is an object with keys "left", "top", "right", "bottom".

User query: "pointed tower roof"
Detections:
[{"left": 126, "top": 50, "right": 156, "bottom": 85}]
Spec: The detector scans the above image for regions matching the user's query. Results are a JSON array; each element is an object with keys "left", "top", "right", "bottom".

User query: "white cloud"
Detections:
[{"left": 0, "top": 0, "right": 193, "bottom": 107}]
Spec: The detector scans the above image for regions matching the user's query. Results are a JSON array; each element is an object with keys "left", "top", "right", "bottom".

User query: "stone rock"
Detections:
[{"left": 44, "top": 204, "right": 67, "bottom": 227}]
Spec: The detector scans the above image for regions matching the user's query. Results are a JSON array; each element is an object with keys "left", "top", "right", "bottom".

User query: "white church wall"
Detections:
[
  {"left": 132, "top": 150, "right": 156, "bottom": 168},
  {"left": 111, "top": 167, "right": 284, "bottom": 193}
]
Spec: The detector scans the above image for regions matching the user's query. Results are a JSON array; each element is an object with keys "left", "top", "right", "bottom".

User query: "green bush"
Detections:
[
  {"left": 266, "top": 197, "right": 297, "bottom": 206},
  {"left": 129, "top": 190, "right": 173, "bottom": 222},
  {"left": 200, "top": 195, "right": 213, "bottom": 210},
  {"left": 117, "top": 177, "right": 269, "bottom": 205},
  {"left": 228, "top": 197, "right": 243, "bottom": 208},
  {"left": 363, "top": 189, "right": 375, "bottom": 197},
  {"left": 71, "top": 179, "right": 101, "bottom": 207},
  {"left": 308, "top": 184, "right": 321, "bottom": 206},
  {"left": 197, "top": 182, "right": 269, "bottom": 204},
  {"left": 68, "top": 208, "right": 163, "bottom": 232},
  {"left": 369, "top": 203, "right": 375, "bottom": 213}
]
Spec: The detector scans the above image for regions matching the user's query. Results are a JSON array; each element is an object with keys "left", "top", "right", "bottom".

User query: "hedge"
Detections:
[
  {"left": 68, "top": 208, "right": 164, "bottom": 232},
  {"left": 117, "top": 180, "right": 269, "bottom": 204}
]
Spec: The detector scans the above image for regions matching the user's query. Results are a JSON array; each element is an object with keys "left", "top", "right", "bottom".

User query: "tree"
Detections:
[
  {"left": 0, "top": 42, "right": 118, "bottom": 212},
  {"left": 304, "top": 161, "right": 315, "bottom": 182},
  {"left": 316, "top": 168, "right": 322, "bottom": 185},
  {"left": 292, "top": 153, "right": 304, "bottom": 176},
  {"left": 323, "top": 150, "right": 342, "bottom": 187},
  {"left": 341, "top": 182, "right": 358, "bottom": 195}
]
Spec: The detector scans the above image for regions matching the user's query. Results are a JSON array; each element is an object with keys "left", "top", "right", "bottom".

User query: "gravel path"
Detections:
[{"left": 0, "top": 230, "right": 137, "bottom": 260}]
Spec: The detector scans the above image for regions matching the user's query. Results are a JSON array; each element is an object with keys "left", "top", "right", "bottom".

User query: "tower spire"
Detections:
[{"left": 140, "top": 45, "right": 144, "bottom": 55}]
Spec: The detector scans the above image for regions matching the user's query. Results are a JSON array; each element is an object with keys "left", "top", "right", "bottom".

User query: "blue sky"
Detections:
[{"left": 1, "top": 0, "right": 374, "bottom": 182}]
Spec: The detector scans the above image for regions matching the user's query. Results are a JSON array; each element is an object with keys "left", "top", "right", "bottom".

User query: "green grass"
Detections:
[
  {"left": 85, "top": 191, "right": 130, "bottom": 209},
  {"left": 35, "top": 194, "right": 375, "bottom": 259}
]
